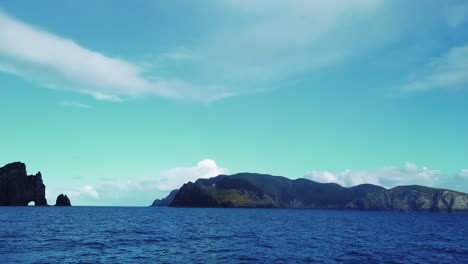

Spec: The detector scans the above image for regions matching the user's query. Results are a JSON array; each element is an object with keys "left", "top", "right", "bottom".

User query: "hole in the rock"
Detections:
[{"left": 28, "top": 201, "right": 35, "bottom": 206}]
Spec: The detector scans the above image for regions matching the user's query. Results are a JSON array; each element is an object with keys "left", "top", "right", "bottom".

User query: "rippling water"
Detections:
[{"left": 0, "top": 207, "right": 466, "bottom": 263}]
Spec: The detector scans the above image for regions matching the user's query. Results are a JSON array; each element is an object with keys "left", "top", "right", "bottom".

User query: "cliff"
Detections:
[
  {"left": 345, "top": 185, "right": 468, "bottom": 212},
  {"left": 0, "top": 162, "right": 48, "bottom": 206},
  {"left": 151, "top": 189, "right": 178, "bottom": 207},
  {"left": 153, "top": 173, "right": 468, "bottom": 212}
]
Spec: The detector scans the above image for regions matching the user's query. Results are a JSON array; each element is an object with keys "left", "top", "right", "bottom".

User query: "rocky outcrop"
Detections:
[
  {"left": 171, "top": 182, "right": 219, "bottom": 207},
  {"left": 345, "top": 186, "right": 468, "bottom": 212},
  {"left": 157, "top": 173, "right": 468, "bottom": 212},
  {"left": 0, "top": 162, "right": 48, "bottom": 206},
  {"left": 55, "top": 194, "right": 71, "bottom": 206}
]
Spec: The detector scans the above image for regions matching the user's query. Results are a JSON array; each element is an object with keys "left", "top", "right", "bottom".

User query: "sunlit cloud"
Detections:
[
  {"left": 61, "top": 159, "right": 227, "bottom": 205},
  {"left": 306, "top": 162, "right": 468, "bottom": 192},
  {"left": 155, "top": 159, "right": 228, "bottom": 191}
]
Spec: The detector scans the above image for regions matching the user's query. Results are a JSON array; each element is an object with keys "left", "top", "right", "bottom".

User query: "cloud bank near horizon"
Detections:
[
  {"left": 46, "top": 159, "right": 228, "bottom": 205},
  {"left": 46, "top": 159, "right": 467, "bottom": 205},
  {"left": 306, "top": 162, "right": 468, "bottom": 192}
]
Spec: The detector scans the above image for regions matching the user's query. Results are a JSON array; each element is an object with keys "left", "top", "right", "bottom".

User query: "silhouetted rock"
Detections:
[
  {"left": 151, "top": 189, "right": 178, "bottom": 206},
  {"left": 0, "top": 162, "right": 48, "bottom": 206},
  {"left": 55, "top": 194, "right": 71, "bottom": 206},
  {"left": 161, "top": 172, "right": 468, "bottom": 212}
]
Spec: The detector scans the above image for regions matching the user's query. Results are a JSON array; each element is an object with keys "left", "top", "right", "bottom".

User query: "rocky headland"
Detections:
[{"left": 152, "top": 173, "right": 468, "bottom": 212}]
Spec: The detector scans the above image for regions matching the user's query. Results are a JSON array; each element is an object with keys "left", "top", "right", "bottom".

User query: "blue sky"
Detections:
[{"left": 0, "top": 0, "right": 467, "bottom": 206}]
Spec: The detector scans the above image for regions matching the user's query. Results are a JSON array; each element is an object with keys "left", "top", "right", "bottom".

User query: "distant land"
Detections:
[
  {"left": 1, "top": 162, "right": 467, "bottom": 212},
  {"left": 152, "top": 173, "right": 468, "bottom": 213}
]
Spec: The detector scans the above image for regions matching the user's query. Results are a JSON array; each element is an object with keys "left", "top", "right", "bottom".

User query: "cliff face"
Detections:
[
  {"left": 158, "top": 173, "right": 468, "bottom": 212},
  {"left": 170, "top": 178, "right": 277, "bottom": 208},
  {"left": 0, "top": 162, "right": 48, "bottom": 206},
  {"left": 345, "top": 186, "right": 468, "bottom": 212},
  {"left": 171, "top": 182, "right": 219, "bottom": 207},
  {"left": 151, "top": 189, "right": 178, "bottom": 207}
]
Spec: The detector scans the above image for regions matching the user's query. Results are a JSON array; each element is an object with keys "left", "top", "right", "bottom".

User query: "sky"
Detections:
[{"left": 1, "top": 0, "right": 467, "bottom": 206}]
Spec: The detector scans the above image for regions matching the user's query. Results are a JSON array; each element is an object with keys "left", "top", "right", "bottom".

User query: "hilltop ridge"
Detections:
[{"left": 152, "top": 172, "right": 468, "bottom": 212}]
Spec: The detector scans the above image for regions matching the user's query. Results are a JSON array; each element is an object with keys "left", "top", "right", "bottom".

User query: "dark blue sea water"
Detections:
[{"left": 0, "top": 207, "right": 466, "bottom": 264}]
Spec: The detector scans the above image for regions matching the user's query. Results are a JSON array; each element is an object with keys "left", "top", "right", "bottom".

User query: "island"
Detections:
[
  {"left": 152, "top": 173, "right": 468, "bottom": 212},
  {"left": 55, "top": 194, "right": 71, "bottom": 206},
  {"left": 0, "top": 162, "right": 71, "bottom": 206}
]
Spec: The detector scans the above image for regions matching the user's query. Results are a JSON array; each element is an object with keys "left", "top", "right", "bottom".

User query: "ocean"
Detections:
[{"left": 0, "top": 207, "right": 466, "bottom": 263}]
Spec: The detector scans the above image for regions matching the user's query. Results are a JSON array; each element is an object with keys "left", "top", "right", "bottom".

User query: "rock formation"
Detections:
[
  {"left": 345, "top": 185, "right": 468, "bottom": 212},
  {"left": 151, "top": 189, "right": 178, "bottom": 207},
  {"left": 0, "top": 162, "right": 48, "bottom": 206},
  {"left": 55, "top": 194, "right": 71, "bottom": 206},
  {"left": 171, "top": 182, "right": 220, "bottom": 207},
  {"left": 153, "top": 172, "right": 468, "bottom": 212}
]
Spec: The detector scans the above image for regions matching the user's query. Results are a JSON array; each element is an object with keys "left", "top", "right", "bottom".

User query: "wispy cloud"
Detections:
[
  {"left": 158, "top": 47, "right": 199, "bottom": 62},
  {"left": 2, "top": 1, "right": 467, "bottom": 103},
  {"left": 0, "top": 12, "right": 226, "bottom": 102},
  {"left": 186, "top": 0, "right": 468, "bottom": 95},
  {"left": 60, "top": 100, "right": 92, "bottom": 109},
  {"left": 306, "top": 162, "right": 468, "bottom": 192},
  {"left": 401, "top": 43, "right": 468, "bottom": 93},
  {"left": 0, "top": 3, "right": 402, "bottom": 102},
  {"left": 200, "top": 0, "right": 388, "bottom": 84},
  {"left": 81, "top": 185, "right": 100, "bottom": 199}
]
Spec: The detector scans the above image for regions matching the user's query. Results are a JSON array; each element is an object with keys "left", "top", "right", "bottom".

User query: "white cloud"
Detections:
[
  {"left": 198, "top": 0, "right": 468, "bottom": 96},
  {"left": 306, "top": 162, "right": 445, "bottom": 189},
  {"left": 45, "top": 187, "right": 81, "bottom": 204},
  {"left": 2, "top": 2, "right": 467, "bottom": 101},
  {"left": 202, "top": 0, "right": 387, "bottom": 84},
  {"left": 136, "top": 159, "right": 225, "bottom": 191},
  {"left": 155, "top": 159, "right": 228, "bottom": 191},
  {"left": 60, "top": 100, "right": 91, "bottom": 109},
  {"left": 306, "top": 170, "right": 346, "bottom": 186},
  {"left": 0, "top": 2, "right": 400, "bottom": 102},
  {"left": 459, "top": 170, "right": 468, "bottom": 178},
  {"left": 42, "top": 159, "right": 221, "bottom": 206},
  {"left": 401, "top": 43, "right": 468, "bottom": 93},
  {"left": 81, "top": 185, "right": 100, "bottom": 199},
  {"left": 0, "top": 12, "right": 227, "bottom": 102},
  {"left": 61, "top": 159, "right": 227, "bottom": 205}
]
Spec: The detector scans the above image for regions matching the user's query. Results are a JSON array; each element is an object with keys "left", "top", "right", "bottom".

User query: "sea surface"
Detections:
[{"left": 0, "top": 207, "right": 466, "bottom": 264}]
